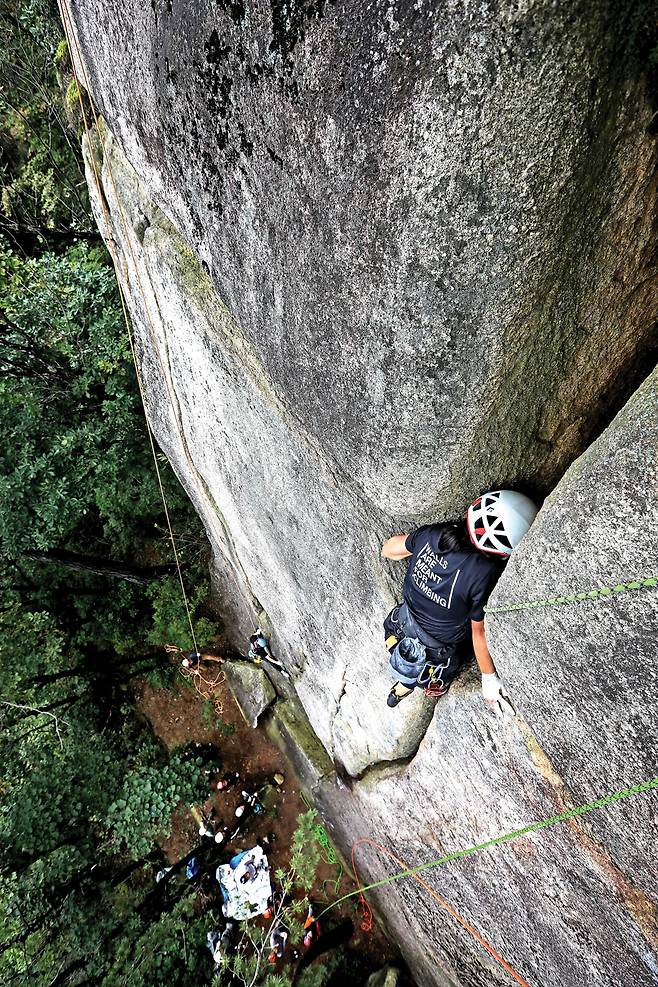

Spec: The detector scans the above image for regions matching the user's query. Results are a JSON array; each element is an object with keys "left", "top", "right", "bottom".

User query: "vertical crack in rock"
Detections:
[{"left": 520, "top": 723, "right": 658, "bottom": 949}]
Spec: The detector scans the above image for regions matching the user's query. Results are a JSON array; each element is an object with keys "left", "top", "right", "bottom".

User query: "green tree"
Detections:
[
  {"left": 0, "top": 0, "right": 94, "bottom": 253},
  {"left": 106, "top": 753, "right": 206, "bottom": 860}
]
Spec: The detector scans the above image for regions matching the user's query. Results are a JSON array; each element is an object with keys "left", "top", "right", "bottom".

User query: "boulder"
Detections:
[
  {"left": 365, "top": 966, "right": 401, "bottom": 987},
  {"left": 222, "top": 660, "right": 276, "bottom": 728}
]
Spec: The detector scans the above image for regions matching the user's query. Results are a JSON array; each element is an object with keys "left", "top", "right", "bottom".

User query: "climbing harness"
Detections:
[
  {"left": 386, "top": 605, "right": 459, "bottom": 698},
  {"left": 484, "top": 575, "right": 658, "bottom": 614}
]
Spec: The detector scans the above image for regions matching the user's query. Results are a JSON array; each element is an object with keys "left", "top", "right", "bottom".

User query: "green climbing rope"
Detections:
[
  {"left": 484, "top": 575, "right": 658, "bottom": 615},
  {"left": 314, "top": 824, "right": 343, "bottom": 894},
  {"left": 314, "top": 823, "right": 338, "bottom": 864},
  {"left": 317, "top": 775, "right": 658, "bottom": 919}
]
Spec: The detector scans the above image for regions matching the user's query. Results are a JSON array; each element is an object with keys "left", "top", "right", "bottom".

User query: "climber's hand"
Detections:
[{"left": 481, "top": 673, "right": 515, "bottom": 718}]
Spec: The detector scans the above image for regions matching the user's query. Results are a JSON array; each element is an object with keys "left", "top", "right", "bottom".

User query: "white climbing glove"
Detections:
[{"left": 481, "top": 673, "right": 516, "bottom": 718}]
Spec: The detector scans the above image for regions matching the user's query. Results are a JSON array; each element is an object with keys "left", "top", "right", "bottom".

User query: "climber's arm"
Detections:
[
  {"left": 472, "top": 619, "right": 515, "bottom": 717},
  {"left": 471, "top": 619, "right": 496, "bottom": 674},
  {"left": 381, "top": 535, "right": 412, "bottom": 560}
]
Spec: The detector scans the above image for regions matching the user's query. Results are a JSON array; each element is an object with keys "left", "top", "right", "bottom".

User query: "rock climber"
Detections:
[
  {"left": 180, "top": 650, "right": 226, "bottom": 673},
  {"left": 248, "top": 628, "right": 290, "bottom": 678},
  {"left": 206, "top": 929, "right": 223, "bottom": 967},
  {"left": 381, "top": 490, "right": 537, "bottom": 713}
]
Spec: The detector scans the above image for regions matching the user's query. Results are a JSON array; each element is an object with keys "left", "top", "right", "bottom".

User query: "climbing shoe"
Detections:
[{"left": 387, "top": 682, "right": 414, "bottom": 708}]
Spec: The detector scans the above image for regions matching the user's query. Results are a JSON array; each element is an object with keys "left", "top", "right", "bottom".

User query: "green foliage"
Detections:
[
  {"left": 289, "top": 809, "right": 322, "bottom": 891},
  {"left": 147, "top": 576, "right": 214, "bottom": 652},
  {"left": 64, "top": 77, "right": 78, "bottom": 111},
  {"left": 0, "top": 234, "right": 212, "bottom": 652},
  {"left": 53, "top": 37, "right": 67, "bottom": 65},
  {"left": 1, "top": 731, "right": 122, "bottom": 862},
  {"left": 101, "top": 899, "right": 213, "bottom": 986},
  {"left": 0, "top": 0, "right": 91, "bottom": 243},
  {"left": 106, "top": 753, "right": 206, "bottom": 860},
  {"left": 0, "top": 239, "right": 137, "bottom": 553},
  {"left": 296, "top": 965, "right": 336, "bottom": 987}
]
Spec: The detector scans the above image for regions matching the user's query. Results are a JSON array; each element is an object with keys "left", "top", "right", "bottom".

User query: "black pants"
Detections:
[{"left": 383, "top": 603, "right": 473, "bottom": 692}]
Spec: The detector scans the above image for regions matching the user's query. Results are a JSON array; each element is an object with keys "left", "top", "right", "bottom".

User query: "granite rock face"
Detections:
[
  {"left": 71, "top": 2, "right": 658, "bottom": 985},
  {"left": 70, "top": 0, "right": 657, "bottom": 517},
  {"left": 486, "top": 369, "right": 658, "bottom": 909}
]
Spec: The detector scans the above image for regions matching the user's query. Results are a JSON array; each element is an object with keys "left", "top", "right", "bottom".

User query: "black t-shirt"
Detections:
[{"left": 402, "top": 525, "right": 500, "bottom": 643}]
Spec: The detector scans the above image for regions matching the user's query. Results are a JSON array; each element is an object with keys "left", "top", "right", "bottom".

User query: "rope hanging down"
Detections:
[
  {"left": 321, "top": 775, "right": 658, "bottom": 914},
  {"left": 318, "top": 776, "right": 658, "bottom": 985},
  {"left": 351, "top": 837, "right": 530, "bottom": 987},
  {"left": 485, "top": 575, "right": 658, "bottom": 615},
  {"left": 57, "top": 0, "right": 199, "bottom": 654}
]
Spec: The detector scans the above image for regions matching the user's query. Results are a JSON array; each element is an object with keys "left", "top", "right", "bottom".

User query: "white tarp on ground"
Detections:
[{"left": 216, "top": 847, "right": 271, "bottom": 920}]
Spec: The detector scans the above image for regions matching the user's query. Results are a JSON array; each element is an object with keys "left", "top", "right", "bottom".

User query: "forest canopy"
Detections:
[{"left": 0, "top": 3, "right": 221, "bottom": 983}]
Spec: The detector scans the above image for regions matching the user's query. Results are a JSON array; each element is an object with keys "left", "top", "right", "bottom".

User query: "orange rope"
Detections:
[
  {"left": 351, "top": 838, "right": 531, "bottom": 987},
  {"left": 179, "top": 661, "right": 225, "bottom": 712}
]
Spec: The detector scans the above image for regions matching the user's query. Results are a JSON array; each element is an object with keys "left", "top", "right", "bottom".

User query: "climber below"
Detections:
[{"left": 381, "top": 490, "right": 538, "bottom": 714}]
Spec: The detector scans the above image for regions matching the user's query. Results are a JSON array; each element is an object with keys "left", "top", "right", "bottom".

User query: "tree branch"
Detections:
[
  {"left": 22, "top": 549, "right": 178, "bottom": 585},
  {"left": 0, "top": 699, "right": 70, "bottom": 747}
]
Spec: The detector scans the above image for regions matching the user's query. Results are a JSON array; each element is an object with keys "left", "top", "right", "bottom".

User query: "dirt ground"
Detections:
[{"left": 133, "top": 667, "right": 402, "bottom": 984}]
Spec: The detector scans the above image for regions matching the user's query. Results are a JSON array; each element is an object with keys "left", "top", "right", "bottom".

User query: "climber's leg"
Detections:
[
  {"left": 383, "top": 604, "right": 404, "bottom": 652},
  {"left": 387, "top": 682, "right": 414, "bottom": 708}
]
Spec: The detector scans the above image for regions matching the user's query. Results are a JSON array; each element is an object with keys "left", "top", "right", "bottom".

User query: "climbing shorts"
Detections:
[{"left": 383, "top": 603, "right": 470, "bottom": 695}]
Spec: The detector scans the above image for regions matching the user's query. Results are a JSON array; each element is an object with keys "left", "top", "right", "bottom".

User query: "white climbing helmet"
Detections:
[{"left": 466, "top": 490, "right": 538, "bottom": 557}]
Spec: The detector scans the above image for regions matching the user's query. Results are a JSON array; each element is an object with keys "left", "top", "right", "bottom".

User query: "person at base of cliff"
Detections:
[
  {"left": 214, "top": 770, "right": 240, "bottom": 793},
  {"left": 268, "top": 925, "right": 288, "bottom": 963},
  {"left": 381, "top": 489, "right": 538, "bottom": 713},
  {"left": 303, "top": 903, "right": 321, "bottom": 948}
]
